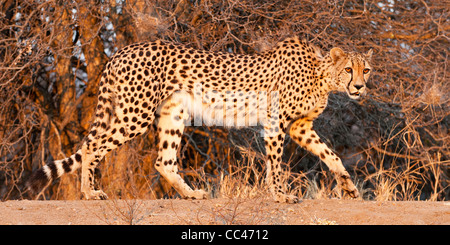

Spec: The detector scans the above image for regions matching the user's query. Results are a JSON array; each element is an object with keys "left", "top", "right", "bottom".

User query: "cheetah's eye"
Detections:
[
  {"left": 363, "top": 68, "right": 370, "bottom": 74},
  {"left": 344, "top": 67, "right": 352, "bottom": 73}
]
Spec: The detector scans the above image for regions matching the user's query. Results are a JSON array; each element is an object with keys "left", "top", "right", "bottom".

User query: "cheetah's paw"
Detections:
[
  {"left": 274, "top": 193, "right": 300, "bottom": 204},
  {"left": 186, "top": 189, "right": 209, "bottom": 200},
  {"left": 83, "top": 190, "right": 108, "bottom": 200}
]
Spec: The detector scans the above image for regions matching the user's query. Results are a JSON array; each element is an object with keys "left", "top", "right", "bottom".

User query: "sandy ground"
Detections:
[{"left": 1, "top": 198, "right": 449, "bottom": 225}]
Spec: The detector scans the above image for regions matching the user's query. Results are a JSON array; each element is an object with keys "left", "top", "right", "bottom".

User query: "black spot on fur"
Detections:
[
  {"left": 62, "top": 159, "right": 72, "bottom": 173},
  {"left": 75, "top": 153, "right": 82, "bottom": 162}
]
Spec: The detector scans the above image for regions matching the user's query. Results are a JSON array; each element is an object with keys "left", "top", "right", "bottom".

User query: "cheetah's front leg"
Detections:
[{"left": 289, "top": 119, "right": 359, "bottom": 198}]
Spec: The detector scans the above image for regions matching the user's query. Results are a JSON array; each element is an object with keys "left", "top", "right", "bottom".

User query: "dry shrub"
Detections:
[{"left": 0, "top": 0, "right": 448, "bottom": 201}]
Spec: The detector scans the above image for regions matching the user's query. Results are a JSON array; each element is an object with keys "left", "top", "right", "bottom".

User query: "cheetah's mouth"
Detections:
[{"left": 346, "top": 88, "right": 362, "bottom": 99}]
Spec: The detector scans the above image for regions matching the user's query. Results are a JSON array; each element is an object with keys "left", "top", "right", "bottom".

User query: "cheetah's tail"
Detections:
[
  {"left": 26, "top": 150, "right": 83, "bottom": 199},
  {"left": 26, "top": 72, "right": 116, "bottom": 199}
]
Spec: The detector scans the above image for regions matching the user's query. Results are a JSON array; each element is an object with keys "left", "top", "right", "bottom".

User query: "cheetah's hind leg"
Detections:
[{"left": 153, "top": 95, "right": 208, "bottom": 200}]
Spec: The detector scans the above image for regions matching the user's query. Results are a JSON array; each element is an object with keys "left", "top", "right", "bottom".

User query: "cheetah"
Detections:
[{"left": 27, "top": 37, "right": 373, "bottom": 203}]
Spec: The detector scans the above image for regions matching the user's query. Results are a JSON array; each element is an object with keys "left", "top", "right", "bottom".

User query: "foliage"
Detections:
[{"left": 0, "top": 0, "right": 448, "bottom": 201}]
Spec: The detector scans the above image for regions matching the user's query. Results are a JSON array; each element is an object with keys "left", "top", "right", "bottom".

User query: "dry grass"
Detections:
[{"left": 94, "top": 199, "right": 150, "bottom": 225}]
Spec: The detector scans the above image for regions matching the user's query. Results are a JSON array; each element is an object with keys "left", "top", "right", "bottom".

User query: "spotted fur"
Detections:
[{"left": 27, "top": 37, "right": 372, "bottom": 202}]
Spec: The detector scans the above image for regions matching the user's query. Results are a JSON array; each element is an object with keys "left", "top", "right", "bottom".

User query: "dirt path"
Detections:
[{"left": 1, "top": 198, "right": 449, "bottom": 225}]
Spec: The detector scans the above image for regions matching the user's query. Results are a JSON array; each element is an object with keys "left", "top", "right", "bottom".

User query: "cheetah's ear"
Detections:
[
  {"left": 365, "top": 49, "right": 373, "bottom": 61},
  {"left": 330, "top": 47, "right": 347, "bottom": 64}
]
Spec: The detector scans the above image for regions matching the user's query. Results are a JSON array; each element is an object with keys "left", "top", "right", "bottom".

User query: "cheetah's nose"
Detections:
[{"left": 353, "top": 84, "right": 364, "bottom": 90}]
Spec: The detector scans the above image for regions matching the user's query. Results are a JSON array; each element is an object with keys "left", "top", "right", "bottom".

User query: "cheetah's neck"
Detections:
[{"left": 316, "top": 55, "right": 339, "bottom": 94}]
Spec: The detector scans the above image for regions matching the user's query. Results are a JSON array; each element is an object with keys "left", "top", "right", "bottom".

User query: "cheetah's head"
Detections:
[{"left": 330, "top": 48, "right": 373, "bottom": 100}]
